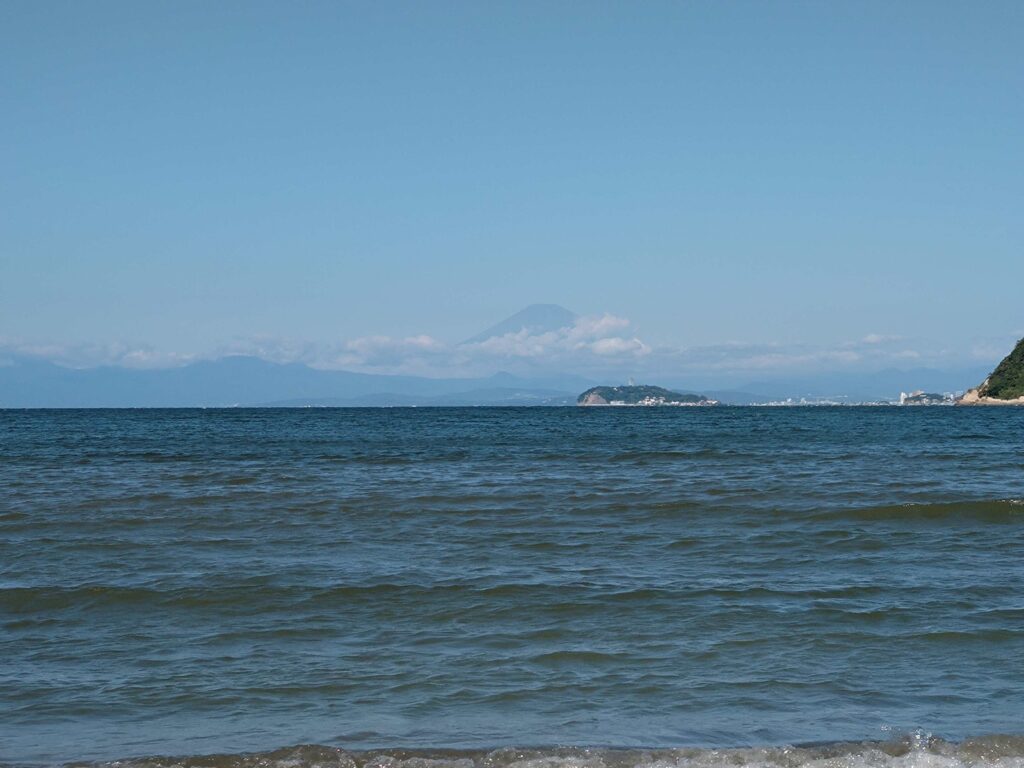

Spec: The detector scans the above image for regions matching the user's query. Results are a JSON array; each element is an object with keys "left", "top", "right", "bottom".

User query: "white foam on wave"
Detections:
[{"left": 68, "top": 737, "right": 1024, "bottom": 768}]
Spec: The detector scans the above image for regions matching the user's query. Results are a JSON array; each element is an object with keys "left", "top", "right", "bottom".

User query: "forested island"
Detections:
[{"left": 577, "top": 385, "right": 719, "bottom": 406}]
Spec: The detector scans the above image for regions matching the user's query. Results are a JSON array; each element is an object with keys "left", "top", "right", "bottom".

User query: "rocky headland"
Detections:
[{"left": 957, "top": 337, "right": 1024, "bottom": 405}]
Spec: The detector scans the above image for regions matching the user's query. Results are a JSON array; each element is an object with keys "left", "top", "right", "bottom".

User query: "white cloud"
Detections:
[
  {"left": 860, "top": 333, "right": 902, "bottom": 345},
  {"left": 458, "top": 313, "right": 647, "bottom": 362},
  {"left": 0, "top": 337, "right": 195, "bottom": 369},
  {"left": 565, "top": 313, "right": 632, "bottom": 341},
  {"left": 299, "top": 313, "right": 652, "bottom": 375},
  {"left": 1, "top": 321, "right": 997, "bottom": 383},
  {"left": 589, "top": 336, "right": 648, "bottom": 356},
  {"left": 214, "top": 335, "right": 318, "bottom": 364},
  {"left": 328, "top": 334, "right": 448, "bottom": 371}
]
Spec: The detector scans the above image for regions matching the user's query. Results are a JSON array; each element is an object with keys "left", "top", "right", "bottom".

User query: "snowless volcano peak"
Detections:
[{"left": 462, "top": 304, "right": 577, "bottom": 345}]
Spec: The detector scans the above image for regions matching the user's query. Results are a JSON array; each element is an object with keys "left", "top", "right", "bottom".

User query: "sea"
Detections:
[{"left": 2, "top": 407, "right": 1024, "bottom": 768}]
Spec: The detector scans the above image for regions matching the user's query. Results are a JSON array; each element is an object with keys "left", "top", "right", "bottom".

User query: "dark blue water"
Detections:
[{"left": 2, "top": 408, "right": 1024, "bottom": 767}]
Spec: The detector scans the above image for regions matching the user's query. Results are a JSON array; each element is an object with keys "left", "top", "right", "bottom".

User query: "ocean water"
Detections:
[{"left": 2, "top": 407, "right": 1024, "bottom": 768}]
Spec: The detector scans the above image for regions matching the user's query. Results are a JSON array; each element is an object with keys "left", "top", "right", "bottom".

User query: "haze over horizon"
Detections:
[
  {"left": 2, "top": 2, "right": 1022, "bottom": 387},
  {"left": 0, "top": 302, "right": 1005, "bottom": 406}
]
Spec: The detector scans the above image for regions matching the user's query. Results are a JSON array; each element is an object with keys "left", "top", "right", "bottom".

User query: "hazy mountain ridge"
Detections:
[
  {"left": 0, "top": 354, "right": 993, "bottom": 408},
  {"left": 728, "top": 366, "right": 990, "bottom": 402},
  {"left": 0, "top": 355, "right": 589, "bottom": 408},
  {"left": 261, "top": 387, "right": 577, "bottom": 408},
  {"left": 0, "top": 304, "right": 996, "bottom": 407}
]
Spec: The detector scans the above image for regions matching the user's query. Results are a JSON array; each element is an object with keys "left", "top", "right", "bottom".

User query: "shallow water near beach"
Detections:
[{"left": 2, "top": 407, "right": 1024, "bottom": 766}]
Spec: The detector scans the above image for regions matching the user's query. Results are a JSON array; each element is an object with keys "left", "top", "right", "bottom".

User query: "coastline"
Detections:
[
  {"left": 17, "top": 736, "right": 1024, "bottom": 768},
  {"left": 956, "top": 388, "right": 1024, "bottom": 406}
]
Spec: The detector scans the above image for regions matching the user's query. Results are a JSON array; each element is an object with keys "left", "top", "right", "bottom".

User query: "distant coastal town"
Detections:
[
  {"left": 576, "top": 385, "right": 959, "bottom": 407},
  {"left": 577, "top": 337, "right": 1024, "bottom": 407}
]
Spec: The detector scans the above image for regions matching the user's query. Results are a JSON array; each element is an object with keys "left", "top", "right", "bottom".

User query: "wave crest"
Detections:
[{"left": 57, "top": 737, "right": 1024, "bottom": 768}]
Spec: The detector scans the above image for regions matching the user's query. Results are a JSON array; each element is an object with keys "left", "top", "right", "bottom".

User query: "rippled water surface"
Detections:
[{"left": 2, "top": 407, "right": 1023, "bottom": 765}]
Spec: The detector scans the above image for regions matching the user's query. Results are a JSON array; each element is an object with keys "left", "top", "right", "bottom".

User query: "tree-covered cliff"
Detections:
[{"left": 978, "top": 337, "right": 1024, "bottom": 400}]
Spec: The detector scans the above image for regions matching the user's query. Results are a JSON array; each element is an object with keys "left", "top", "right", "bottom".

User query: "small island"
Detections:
[
  {"left": 899, "top": 390, "right": 955, "bottom": 406},
  {"left": 958, "top": 337, "right": 1024, "bottom": 405},
  {"left": 577, "top": 385, "right": 719, "bottom": 406}
]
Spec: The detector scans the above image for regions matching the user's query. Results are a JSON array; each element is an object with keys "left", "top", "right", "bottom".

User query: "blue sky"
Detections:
[{"left": 2, "top": 1, "right": 1021, "bottom": 378}]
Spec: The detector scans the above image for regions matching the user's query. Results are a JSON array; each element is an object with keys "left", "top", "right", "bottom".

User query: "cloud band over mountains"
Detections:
[{"left": 1, "top": 304, "right": 1014, "bottom": 385}]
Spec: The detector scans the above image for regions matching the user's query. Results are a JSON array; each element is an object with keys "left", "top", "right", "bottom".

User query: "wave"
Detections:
[
  {"left": 810, "top": 499, "right": 1024, "bottom": 523},
  {"left": 606, "top": 449, "right": 740, "bottom": 462},
  {"left": 43, "top": 736, "right": 1024, "bottom": 768}
]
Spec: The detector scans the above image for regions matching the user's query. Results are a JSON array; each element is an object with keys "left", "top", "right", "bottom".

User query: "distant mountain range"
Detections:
[
  {"left": 0, "top": 354, "right": 988, "bottom": 408},
  {"left": 0, "top": 356, "right": 591, "bottom": 408},
  {"left": 0, "top": 305, "right": 594, "bottom": 407},
  {"left": 642, "top": 366, "right": 986, "bottom": 404},
  {"left": 0, "top": 304, "right": 994, "bottom": 407},
  {"left": 735, "top": 366, "right": 991, "bottom": 402}
]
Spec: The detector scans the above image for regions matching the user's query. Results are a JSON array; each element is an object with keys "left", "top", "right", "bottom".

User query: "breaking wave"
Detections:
[{"left": 52, "top": 736, "right": 1024, "bottom": 768}]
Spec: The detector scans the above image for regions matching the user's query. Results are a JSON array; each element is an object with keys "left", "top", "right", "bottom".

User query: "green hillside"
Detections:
[
  {"left": 979, "top": 337, "right": 1024, "bottom": 400},
  {"left": 577, "top": 385, "right": 712, "bottom": 405}
]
